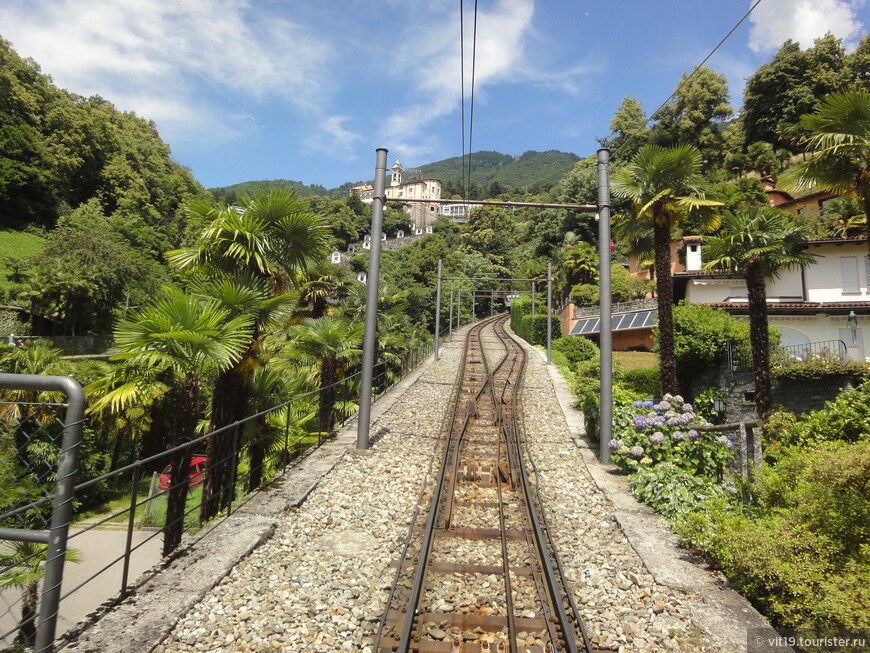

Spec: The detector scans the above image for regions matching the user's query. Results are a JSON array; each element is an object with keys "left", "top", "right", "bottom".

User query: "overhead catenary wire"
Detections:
[
  {"left": 460, "top": 0, "right": 467, "bottom": 198},
  {"left": 610, "top": 0, "right": 765, "bottom": 159},
  {"left": 467, "top": 0, "right": 479, "bottom": 198}
]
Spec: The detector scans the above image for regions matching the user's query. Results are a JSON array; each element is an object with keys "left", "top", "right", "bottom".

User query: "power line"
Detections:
[
  {"left": 459, "top": 0, "right": 467, "bottom": 198},
  {"left": 611, "top": 0, "right": 765, "bottom": 158},
  {"left": 467, "top": 0, "right": 479, "bottom": 197}
]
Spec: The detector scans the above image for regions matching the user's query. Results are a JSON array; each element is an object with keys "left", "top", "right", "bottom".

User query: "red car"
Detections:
[{"left": 158, "top": 456, "right": 207, "bottom": 489}]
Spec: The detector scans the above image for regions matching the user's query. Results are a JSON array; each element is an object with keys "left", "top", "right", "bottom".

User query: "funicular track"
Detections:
[{"left": 374, "top": 315, "right": 593, "bottom": 653}]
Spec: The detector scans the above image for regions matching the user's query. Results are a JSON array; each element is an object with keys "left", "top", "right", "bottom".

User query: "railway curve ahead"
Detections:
[{"left": 374, "top": 314, "right": 593, "bottom": 653}]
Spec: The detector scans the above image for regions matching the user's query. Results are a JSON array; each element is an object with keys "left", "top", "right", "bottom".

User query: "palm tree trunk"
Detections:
[
  {"left": 15, "top": 581, "right": 38, "bottom": 646},
  {"left": 247, "top": 417, "right": 272, "bottom": 492},
  {"left": 200, "top": 338, "right": 256, "bottom": 523},
  {"left": 163, "top": 374, "right": 199, "bottom": 556},
  {"left": 653, "top": 222, "right": 677, "bottom": 394},
  {"left": 746, "top": 259, "right": 772, "bottom": 421}
]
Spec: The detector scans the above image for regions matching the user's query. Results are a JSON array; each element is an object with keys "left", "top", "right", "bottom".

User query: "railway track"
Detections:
[{"left": 374, "top": 315, "right": 593, "bottom": 653}]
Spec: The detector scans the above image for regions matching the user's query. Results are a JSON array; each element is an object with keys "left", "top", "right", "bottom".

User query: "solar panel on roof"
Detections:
[{"left": 568, "top": 309, "right": 657, "bottom": 336}]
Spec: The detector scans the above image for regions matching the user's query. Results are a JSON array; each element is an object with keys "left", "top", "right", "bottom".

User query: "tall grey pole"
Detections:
[
  {"left": 597, "top": 147, "right": 614, "bottom": 463},
  {"left": 449, "top": 282, "right": 454, "bottom": 337},
  {"left": 546, "top": 263, "right": 553, "bottom": 365},
  {"left": 456, "top": 289, "right": 461, "bottom": 330},
  {"left": 434, "top": 258, "right": 442, "bottom": 361},
  {"left": 472, "top": 291, "right": 475, "bottom": 321},
  {"left": 490, "top": 289, "right": 493, "bottom": 317},
  {"left": 531, "top": 281, "right": 535, "bottom": 322},
  {"left": 357, "top": 148, "right": 388, "bottom": 450}
]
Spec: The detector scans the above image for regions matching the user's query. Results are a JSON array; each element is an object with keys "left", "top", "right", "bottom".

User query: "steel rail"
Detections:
[
  {"left": 372, "top": 318, "right": 484, "bottom": 651},
  {"left": 394, "top": 318, "right": 498, "bottom": 651},
  {"left": 496, "top": 319, "right": 585, "bottom": 653}
]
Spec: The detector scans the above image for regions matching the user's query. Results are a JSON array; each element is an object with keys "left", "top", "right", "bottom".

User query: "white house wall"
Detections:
[{"left": 804, "top": 243, "right": 870, "bottom": 302}]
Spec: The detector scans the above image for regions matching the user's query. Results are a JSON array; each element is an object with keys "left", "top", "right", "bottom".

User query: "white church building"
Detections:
[{"left": 352, "top": 160, "right": 442, "bottom": 231}]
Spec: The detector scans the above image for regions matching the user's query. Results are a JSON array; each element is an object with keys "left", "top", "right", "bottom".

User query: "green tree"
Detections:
[
  {"left": 280, "top": 317, "right": 363, "bottom": 435},
  {"left": 702, "top": 206, "right": 817, "bottom": 419},
  {"left": 650, "top": 67, "right": 732, "bottom": 171},
  {"left": 612, "top": 144, "right": 721, "bottom": 394},
  {"left": 111, "top": 288, "right": 253, "bottom": 554},
  {"left": 779, "top": 85, "right": 870, "bottom": 256},
  {"left": 602, "top": 96, "right": 648, "bottom": 161},
  {"left": 167, "top": 190, "right": 331, "bottom": 521},
  {"left": 742, "top": 35, "right": 852, "bottom": 150}
]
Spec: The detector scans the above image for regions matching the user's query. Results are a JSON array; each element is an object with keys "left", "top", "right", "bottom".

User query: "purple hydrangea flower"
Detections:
[
  {"left": 666, "top": 417, "right": 680, "bottom": 427},
  {"left": 629, "top": 445, "right": 644, "bottom": 458},
  {"left": 653, "top": 415, "right": 666, "bottom": 426},
  {"left": 672, "top": 430, "right": 684, "bottom": 440},
  {"left": 655, "top": 401, "right": 671, "bottom": 412},
  {"left": 608, "top": 439, "right": 620, "bottom": 449},
  {"left": 633, "top": 400, "right": 643, "bottom": 408},
  {"left": 663, "top": 393, "right": 674, "bottom": 402},
  {"left": 682, "top": 403, "right": 694, "bottom": 413},
  {"left": 632, "top": 415, "right": 648, "bottom": 429},
  {"left": 642, "top": 400, "right": 655, "bottom": 408},
  {"left": 650, "top": 431, "right": 665, "bottom": 444},
  {"left": 687, "top": 429, "right": 700, "bottom": 439},
  {"left": 681, "top": 413, "right": 693, "bottom": 426},
  {"left": 673, "top": 395, "right": 684, "bottom": 404},
  {"left": 716, "top": 435, "right": 733, "bottom": 448}
]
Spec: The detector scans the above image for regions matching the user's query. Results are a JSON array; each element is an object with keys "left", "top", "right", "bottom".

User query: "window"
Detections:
[
  {"left": 842, "top": 257, "right": 860, "bottom": 293},
  {"left": 689, "top": 245, "right": 698, "bottom": 253}
]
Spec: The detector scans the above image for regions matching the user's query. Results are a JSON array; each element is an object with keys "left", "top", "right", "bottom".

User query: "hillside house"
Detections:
[{"left": 352, "top": 160, "right": 442, "bottom": 231}]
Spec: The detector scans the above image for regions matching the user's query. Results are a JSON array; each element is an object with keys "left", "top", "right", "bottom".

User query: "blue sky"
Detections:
[{"left": 1, "top": 0, "right": 867, "bottom": 190}]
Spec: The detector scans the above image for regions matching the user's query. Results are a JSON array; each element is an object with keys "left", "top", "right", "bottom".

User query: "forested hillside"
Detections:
[
  {"left": 0, "top": 36, "right": 207, "bottom": 335},
  {"left": 209, "top": 178, "right": 331, "bottom": 204}
]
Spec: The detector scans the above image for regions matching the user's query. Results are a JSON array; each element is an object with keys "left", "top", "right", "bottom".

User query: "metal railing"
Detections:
[
  {"left": 0, "top": 374, "right": 85, "bottom": 653},
  {"left": 573, "top": 298, "right": 657, "bottom": 318},
  {"left": 728, "top": 339, "right": 848, "bottom": 372},
  {"left": 0, "top": 338, "right": 434, "bottom": 652}
]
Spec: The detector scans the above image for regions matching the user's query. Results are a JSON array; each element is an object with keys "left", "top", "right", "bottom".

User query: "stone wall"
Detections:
[{"left": 688, "top": 365, "right": 856, "bottom": 422}]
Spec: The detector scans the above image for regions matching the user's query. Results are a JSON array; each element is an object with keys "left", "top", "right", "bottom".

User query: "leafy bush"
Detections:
[
  {"left": 764, "top": 379, "right": 870, "bottom": 452},
  {"left": 570, "top": 283, "right": 598, "bottom": 306},
  {"left": 583, "top": 383, "right": 642, "bottom": 444},
  {"left": 771, "top": 352, "right": 870, "bottom": 381},
  {"left": 669, "top": 302, "right": 778, "bottom": 385},
  {"left": 616, "top": 367, "right": 660, "bottom": 398},
  {"left": 608, "top": 393, "right": 732, "bottom": 479},
  {"left": 692, "top": 386, "right": 728, "bottom": 424},
  {"left": 628, "top": 462, "right": 730, "bottom": 519},
  {"left": 674, "top": 441, "right": 870, "bottom": 628},
  {"left": 552, "top": 336, "right": 599, "bottom": 365}
]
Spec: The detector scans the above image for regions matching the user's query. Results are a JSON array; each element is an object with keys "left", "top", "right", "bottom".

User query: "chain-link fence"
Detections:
[{"left": 0, "top": 337, "right": 435, "bottom": 652}]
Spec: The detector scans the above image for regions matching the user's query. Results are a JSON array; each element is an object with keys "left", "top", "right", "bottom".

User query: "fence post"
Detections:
[
  {"left": 120, "top": 463, "right": 142, "bottom": 599},
  {"left": 227, "top": 424, "right": 240, "bottom": 516}
]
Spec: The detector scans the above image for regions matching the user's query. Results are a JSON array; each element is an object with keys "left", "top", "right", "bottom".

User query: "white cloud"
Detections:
[
  {"left": 381, "top": 0, "right": 592, "bottom": 158},
  {"left": 748, "top": 0, "right": 864, "bottom": 53},
  {"left": 0, "top": 0, "right": 332, "bottom": 144},
  {"left": 307, "top": 115, "right": 363, "bottom": 159}
]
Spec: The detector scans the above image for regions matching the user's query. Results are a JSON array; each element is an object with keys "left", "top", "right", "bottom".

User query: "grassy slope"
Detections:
[{"left": 0, "top": 229, "right": 45, "bottom": 294}]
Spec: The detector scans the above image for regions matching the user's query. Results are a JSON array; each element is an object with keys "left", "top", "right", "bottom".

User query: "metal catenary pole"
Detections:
[
  {"left": 434, "top": 258, "right": 442, "bottom": 361},
  {"left": 448, "top": 281, "right": 454, "bottom": 338},
  {"left": 531, "top": 281, "right": 535, "bottom": 322},
  {"left": 546, "top": 262, "right": 553, "bottom": 365},
  {"left": 597, "top": 147, "right": 614, "bottom": 463},
  {"left": 456, "top": 289, "right": 461, "bottom": 330},
  {"left": 356, "top": 148, "right": 388, "bottom": 450}
]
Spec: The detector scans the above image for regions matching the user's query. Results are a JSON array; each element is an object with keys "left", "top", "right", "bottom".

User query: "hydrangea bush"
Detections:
[{"left": 608, "top": 393, "right": 733, "bottom": 479}]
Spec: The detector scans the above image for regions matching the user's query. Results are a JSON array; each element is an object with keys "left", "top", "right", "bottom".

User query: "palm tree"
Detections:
[
  {"left": 279, "top": 317, "right": 363, "bottom": 435},
  {"left": 167, "top": 189, "right": 330, "bottom": 521},
  {"left": 559, "top": 241, "right": 599, "bottom": 299},
  {"left": 110, "top": 288, "right": 252, "bottom": 555},
  {"left": 295, "top": 262, "right": 352, "bottom": 319},
  {"left": 185, "top": 272, "right": 297, "bottom": 522},
  {"left": 702, "top": 206, "right": 817, "bottom": 420},
  {"left": 779, "top": 86, "right": 870, "bottom": 255},
  {"left": 612, "top": 144, "right": 722, "bottom": 394}
]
